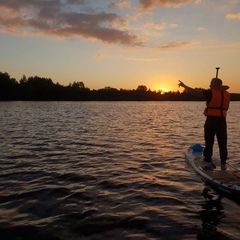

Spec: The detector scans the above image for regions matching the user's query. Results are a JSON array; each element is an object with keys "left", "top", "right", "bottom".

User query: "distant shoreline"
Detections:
[{"left": 1, "top": 71, "right": 240, "bottom": 101}]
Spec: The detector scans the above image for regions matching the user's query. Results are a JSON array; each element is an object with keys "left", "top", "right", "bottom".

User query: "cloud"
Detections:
[
  {"left": 127, "top": 57, "right": 159, "bottom": 61},
  {"left": 138, "top": 0, "right": 192, "bottom": 10},
  {"left": 169, "top": 23, "right": 178, "bottom": 28},
  {"left": 160, "top": 41, "right": 195, "bottom": 49},
  {"left": 94, "top": 54, "right": 105, "bottom": 59},
  {"left": 0, "top": 0, "right": 60, "bottom": 10},
  {"left": 68, "top": 0, "right": 85, "bottom": 4},
  {"left": 196, "top": 27, "right": 207, "bottom": 31},
  {"left": 144, "top": 22, "right": 165, "bottom": 30},
  {"left": 0, "top": 0, "right": 142, "bottom": 46},
  {"left": 109, "top": 0, "right": 131, "bottom": 9},
  {"left": 226, "top": 13, "right": 240, "bottom": 20}
]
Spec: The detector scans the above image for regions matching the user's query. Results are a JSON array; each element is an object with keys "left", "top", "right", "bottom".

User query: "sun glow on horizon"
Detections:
[{"left": 157, "top": 87, "right": 169, "bottom": 93}]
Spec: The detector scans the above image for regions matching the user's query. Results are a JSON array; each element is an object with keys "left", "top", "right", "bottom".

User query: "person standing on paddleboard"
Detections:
[{"left": 178, "top": 77, "right": 230, "bottom": 170}]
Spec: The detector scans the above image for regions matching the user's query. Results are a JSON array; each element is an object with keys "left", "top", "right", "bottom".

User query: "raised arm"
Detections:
[{"left": 178, "top": 80, "right": 204, "bottom": 99}]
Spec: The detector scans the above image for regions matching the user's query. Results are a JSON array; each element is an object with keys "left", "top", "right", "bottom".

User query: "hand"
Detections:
[{"left": 178, "top": 80, "right": 185, "bottom": 88}]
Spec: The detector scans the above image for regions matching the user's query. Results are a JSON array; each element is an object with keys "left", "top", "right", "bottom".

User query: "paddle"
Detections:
[{"left": 215, "top": 67, "right": 220, "bottom": 78}]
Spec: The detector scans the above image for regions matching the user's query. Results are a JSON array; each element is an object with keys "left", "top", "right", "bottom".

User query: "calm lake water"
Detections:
[{"left": 0, "top": 101, "right": 240, "bottom": 240}]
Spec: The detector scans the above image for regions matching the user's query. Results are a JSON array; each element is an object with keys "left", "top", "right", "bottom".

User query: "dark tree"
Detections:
[
  {"left": 0, "top": 72, "right": 19, "bottom": 100},
  {"left": 136, "top": 85, "right": 148, "bottom": 91},
  {"left": 1, "top": 71, "right": 240, "bottom": 101}
]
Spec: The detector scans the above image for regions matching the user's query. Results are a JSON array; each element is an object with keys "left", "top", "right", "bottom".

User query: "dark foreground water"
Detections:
[{"left": 1, "top": 101, "right": 240, "bottom": 240}]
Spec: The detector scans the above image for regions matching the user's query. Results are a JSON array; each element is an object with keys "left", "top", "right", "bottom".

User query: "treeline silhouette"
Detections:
[{"left": 1, "top": 71, "right": 240, "bottom": 101}]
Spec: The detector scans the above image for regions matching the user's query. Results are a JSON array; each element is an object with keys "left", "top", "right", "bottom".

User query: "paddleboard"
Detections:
[{"left": 186, "top": 144, "right": 240, "bottom": 201}]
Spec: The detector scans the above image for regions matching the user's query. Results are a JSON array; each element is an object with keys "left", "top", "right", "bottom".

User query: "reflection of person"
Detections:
[
  {"left": 198, "top": 187, "right": 224, "bottom": 238},
  {"left": 178, "top": 78, "right": 230, "bottom": 170}
]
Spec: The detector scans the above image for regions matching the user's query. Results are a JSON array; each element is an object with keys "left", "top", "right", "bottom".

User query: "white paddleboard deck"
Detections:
[{"left": 186, "top": 145, "right": 240, "bottom": 198}]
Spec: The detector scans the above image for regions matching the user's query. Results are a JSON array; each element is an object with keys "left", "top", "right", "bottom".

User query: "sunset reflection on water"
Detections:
[{"left": 0, "top": 101, "right": 240, "bottom": 240}]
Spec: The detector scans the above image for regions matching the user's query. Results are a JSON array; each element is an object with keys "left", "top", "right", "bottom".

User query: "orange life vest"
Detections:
[{"left": 204, "top": 88, "right": 230, "bottom": 117}]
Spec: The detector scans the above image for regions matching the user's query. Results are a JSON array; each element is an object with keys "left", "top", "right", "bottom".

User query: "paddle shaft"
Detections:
[{"left": 216, "top": 67, "right": 220, "bottom": 78}]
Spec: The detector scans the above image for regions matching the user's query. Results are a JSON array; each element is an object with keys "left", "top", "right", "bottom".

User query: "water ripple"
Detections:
[{"left": 0, "top": 101, "right": 240, "bottom": 239}]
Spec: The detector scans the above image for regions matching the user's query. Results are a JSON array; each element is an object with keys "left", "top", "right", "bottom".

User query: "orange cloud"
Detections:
[
  {"left": 196, "top": 27, "right": 207, "bottom": 31},
  {"left": 144, "top": 23, "right": 165, "bottom": 30},
  {"left": 94, "top": 54, "right": 105, "bottom": 59},
  {"left": 138, "top": 0, "right": 192, "bottom": 10},
  {"left": 226, "top": 13, "right": 240, "bottom": 20},
  {"left": 127, "top": 57, "right": 159, "bottom": 61},
  {"left": 160, "top": 41, "right": 195, "bottom": 49}
]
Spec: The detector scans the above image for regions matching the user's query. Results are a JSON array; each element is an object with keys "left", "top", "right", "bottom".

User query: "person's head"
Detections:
[{"left": 210, "top": 78, "right": 222, "bottom": 89}]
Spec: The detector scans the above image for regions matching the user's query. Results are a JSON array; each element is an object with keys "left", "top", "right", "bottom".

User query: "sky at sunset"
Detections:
[{"left": 0, "top": 0, "right": 240, "bottom": 92}]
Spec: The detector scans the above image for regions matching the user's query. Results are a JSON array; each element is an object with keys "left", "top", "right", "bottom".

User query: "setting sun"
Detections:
[{"left": 157, "top": 88, "right": 169, "bottom": 94}]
